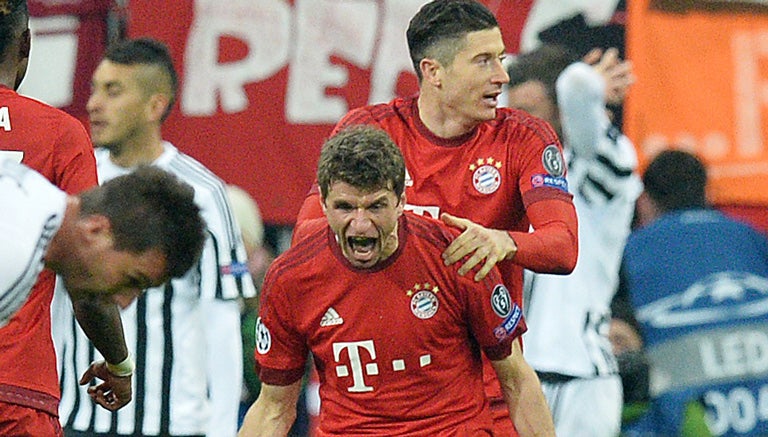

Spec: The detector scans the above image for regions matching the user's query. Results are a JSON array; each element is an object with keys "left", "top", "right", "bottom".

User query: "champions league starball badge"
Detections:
[
  {"left": 542, "top": 145, "right": 565, "bottom": 177},
  {"left": 255, "top": 317, "right": 272, "bottom": 354}
]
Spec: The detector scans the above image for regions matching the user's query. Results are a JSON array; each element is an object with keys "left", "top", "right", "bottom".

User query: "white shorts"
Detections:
[{"left": 540, "top": 374, "right": 623, "bottom": 437}]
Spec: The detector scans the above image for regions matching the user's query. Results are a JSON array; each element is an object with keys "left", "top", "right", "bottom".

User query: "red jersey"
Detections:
[
  {"left": 257, "top": 213, "right": 526, "bottom": 436},
  {"left": 0, "top": 85, "right": 97, "bottom": 415},
  {"left": 296, "top": 95, "right": 577, "bottom": 434}
]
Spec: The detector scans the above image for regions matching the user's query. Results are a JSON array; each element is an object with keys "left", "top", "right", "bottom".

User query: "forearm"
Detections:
[
  {"left": 238, "top": 382, "right": 301, "bottom": 437},
  {"left": 492, "top": 343, "right": 555, "bottom": 437},
  {"left": 510, "top": 198, "right": 578, "bottom": 273},
  {"left": 71, "top": 293, "right": 129, "bottom": 364}
]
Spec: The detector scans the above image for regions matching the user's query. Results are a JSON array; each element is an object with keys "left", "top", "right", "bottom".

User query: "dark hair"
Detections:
[
  {"left": 79, "top": 166, "right": 206, "bottom": 278},
  {"left": 642, "top": 149, "right": 708, "bottom": 212},
  {"left": 406, "top": 0, "right": 498, "bottom": 81},
  {"left": 317, "top": 125, "right": 405, "bottom": 201},
  {"left": 0, "top": 0, "right": 27, "bottom": 61},
  {"left": 507, "top": 44, "right": 578, "bottom": 105},
  {"left": 104, "top": 37, "right": 178, "bottom": 121}
]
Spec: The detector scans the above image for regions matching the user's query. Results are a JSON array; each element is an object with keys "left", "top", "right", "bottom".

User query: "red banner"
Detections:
[{"left": 126, "top": 0, "right": 536, "bottom": 224}]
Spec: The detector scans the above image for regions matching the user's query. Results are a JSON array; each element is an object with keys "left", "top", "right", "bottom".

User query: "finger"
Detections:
[
  {"left": 457, "top": 251, "right": 484, "bottom": 276},
  {"left": 474, "top": 254, "right": 501, "bottom": 281},
  {"left": 443, "top": 236, "right": 472, "bottom": 265},
  {"left": 79, "top": 366, "right": 95, "bottom": 385},
  {"left": 582, "top": 48, "right": 602, "bottom": 65},
  {"left": 440, "top": 212, "right": 469, "bottom": 231}
]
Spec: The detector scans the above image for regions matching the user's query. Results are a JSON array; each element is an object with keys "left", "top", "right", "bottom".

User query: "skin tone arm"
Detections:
[
  {"left": 70, "top": 291, "right": 133, "bottom": 411},
  {"left": 239, "top": 380, "right": 302, "bottom": 437},
  {"left": 491, "top": 340, "right": 556, "bottom": 437}
]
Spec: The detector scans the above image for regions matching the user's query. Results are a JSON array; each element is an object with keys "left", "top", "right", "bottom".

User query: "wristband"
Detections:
[{"left": 106, "top": 355, "right": 135, "bottom": 377}]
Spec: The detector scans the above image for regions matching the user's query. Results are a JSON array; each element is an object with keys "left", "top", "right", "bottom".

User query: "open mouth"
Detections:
[
  {"left": 347, "top": 236, "right": 378, "bottom": 261},
  {"left": 483, "top": 92, "right": 500, "bottom": 106}
]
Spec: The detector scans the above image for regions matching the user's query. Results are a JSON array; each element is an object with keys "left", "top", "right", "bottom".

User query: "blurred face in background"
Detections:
[
  {"left": 506, "top": 79, "right": 561, "bottom": 140},
  {"left": 86, "top": 60, "right": 165, "bottom": 152}
]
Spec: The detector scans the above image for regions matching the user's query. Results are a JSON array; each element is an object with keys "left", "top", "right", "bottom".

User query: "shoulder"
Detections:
[
  {"left": 403, "top": 212, "right": 459, "bottom": 253},
  {"left": 264, "top": 225, "right": 329, "bottom": 287},
  {"left": 335, "top": 96, "right": 414, "bottom": 131},
  {"left": 163, "top": 146, "right": 227, "bottom": 194},
  {"left": 488, "top": 107, "right": 559, "bottom": 147},
  {"left": 7, "top": 92, "right": 88, "bottom": 135}
]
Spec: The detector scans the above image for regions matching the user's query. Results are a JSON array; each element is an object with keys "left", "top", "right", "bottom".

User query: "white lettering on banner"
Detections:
[
  {"left": 182, "top": 0, "right": 291, "bottom": 115},
  {"left": 700, "top": 330, "right": 768, "bottom": 378},
  {"left": 368, "top": 0, "right": 426, "bottom": 104},
  {"left": 181, "top": 0, "right": 427, "bottom": 120},
  {"left": 286, "top": 0, "right": 378, "bottom": 123},
  {"left": 704, "top": 385, "right": 768, "bottom": 435},
  {"left": 0, "top": 107, "right": 10, "bottom": 131}
]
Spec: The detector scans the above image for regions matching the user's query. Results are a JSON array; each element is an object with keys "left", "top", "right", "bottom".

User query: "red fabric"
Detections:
[
  {"left": 0, "top": 86, "right": 97, "bottom": 408},
  {"left": 257, "top": 213, "right": 523, "bottom": 435},
  {"left": 509, "top": 197, "right": 578, "bottom": 273},
  {"left": 296, "top": 95, "right": 575, "bottom": 434},
  {"left": 27, "top": 1, "right": 114, "bottom": 123},
  {"left": 0, "top": 401, "right": 63, "bottom": 437}
]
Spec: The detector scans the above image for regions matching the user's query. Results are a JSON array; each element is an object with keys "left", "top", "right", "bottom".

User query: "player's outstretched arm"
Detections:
[
  {"left": 238, "top": 380, "right": 302, "bottom": 437},
  {"left": 491, "top": 341, "right": 555, "bottom": 437}
]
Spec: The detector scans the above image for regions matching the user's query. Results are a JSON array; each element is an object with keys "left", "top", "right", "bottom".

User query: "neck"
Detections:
[
  {"left": 0, "top": 62, "right": 18, "bottom": 90},
  {"left": 107, "top": 129, "right": 165, "bottom": 168},
  {"left": 417, "top": 92, "right": 478, "bottom": 139}
]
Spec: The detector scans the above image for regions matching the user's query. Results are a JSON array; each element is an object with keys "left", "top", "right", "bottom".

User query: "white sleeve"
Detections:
[
  {"left": 556, "top": 61, "right": 608, "bottom": 160},
  {"left": 203, "top": 298, "right": 243, "bottom": 437},
  {"left": 197, "top": 185, "right": 258, "bottom": 301},
  {"left": 556, "top": 62, "right": 641, "bottom": 206}
]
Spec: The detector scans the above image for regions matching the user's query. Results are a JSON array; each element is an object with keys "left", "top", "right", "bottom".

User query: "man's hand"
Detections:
[
  {"left": 79, "top": 361, "right": 133, "bottom": 411},
  {"left": 583, "top": 47, "right": 635, "bottom": 106},
  {"left": 440, "top": 213, "right": 517, "bottom": 281}
]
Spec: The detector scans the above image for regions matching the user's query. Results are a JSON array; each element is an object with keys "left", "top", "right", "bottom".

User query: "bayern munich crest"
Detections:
[
  {"left": 407, "top": 283, "right": 440, "bottom": 319},
  {"left": 469, "top": 158, "right": 502, "bottom": 195}
]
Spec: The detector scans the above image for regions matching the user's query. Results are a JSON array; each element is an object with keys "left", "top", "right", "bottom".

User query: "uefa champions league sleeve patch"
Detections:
[
  {"left": 531, "top": 173, "right": 568, "bottom": 192},
  {"left": 491, "top": 284, "right": 512, "bottom": 318},
  {"left": 493, "top": 304, "right": 523, "bottom": 341},
  {"left": 542, "top": 144, "right": 565, "bottom": 177},
  {"left": 255, "top": 317, "right": 272, "bottom": 355}
]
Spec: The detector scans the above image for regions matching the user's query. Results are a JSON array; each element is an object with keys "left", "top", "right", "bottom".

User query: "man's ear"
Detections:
[
  {"left": 419, "top": 58, "right": 442, "bottom": 87},
  {"left": 81, "top": 214, "right": 113, "bottom": 243},
  {"left": 147, "top": 93, "right": 171, "bottom": 123}
]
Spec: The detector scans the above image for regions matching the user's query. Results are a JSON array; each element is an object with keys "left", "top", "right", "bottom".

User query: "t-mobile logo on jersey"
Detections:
[{"left": 333, "top": 340, "right": 432, "bottom": 393}]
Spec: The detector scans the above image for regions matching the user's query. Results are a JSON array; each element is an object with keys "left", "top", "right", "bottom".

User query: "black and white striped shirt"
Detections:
[{"left": 53, "top": 143, "right": 256, "bottom": 436}]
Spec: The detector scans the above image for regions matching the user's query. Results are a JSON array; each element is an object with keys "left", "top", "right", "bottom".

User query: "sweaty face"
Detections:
[
  {"left": 63, "top": 245, "right": 168, "bottom": 306},
  {"left": 438, "top": 27, "right": 509, "bottom": 125},
  {"left": 506, "top": 80, "right": 561, "bottom": 139},
  {"left": 322, "top": 182, "right": 404, "bottom": 269},
  {"left": 86, "top": 60, "right": 153, "bottom": 149}
]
